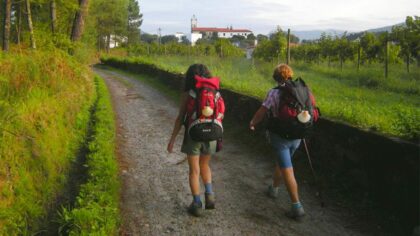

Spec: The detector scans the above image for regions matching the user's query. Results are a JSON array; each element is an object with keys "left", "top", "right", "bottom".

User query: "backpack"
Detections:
[
  {"left": 267, "top": 78, "right": 320, "bottom": 139},
  {"left": 186, "top": 75, "right": 225, "bottom": 142}
]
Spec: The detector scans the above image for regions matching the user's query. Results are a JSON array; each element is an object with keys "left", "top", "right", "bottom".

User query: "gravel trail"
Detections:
[{"left": 95, "top": 67, "right": 375, "bottom": 236}]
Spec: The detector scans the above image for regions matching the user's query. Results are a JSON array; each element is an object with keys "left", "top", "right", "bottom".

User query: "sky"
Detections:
[{"left": 139, "top": 0, "right": 419, "bottom": 36}]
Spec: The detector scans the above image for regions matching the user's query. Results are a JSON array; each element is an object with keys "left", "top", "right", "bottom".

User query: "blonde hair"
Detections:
[{"left": 273, "top": 64, "right": 293, "bottom": 82}]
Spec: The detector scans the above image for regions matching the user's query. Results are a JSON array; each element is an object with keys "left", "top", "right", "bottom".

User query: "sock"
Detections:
[
  {"left": 292, "top": 201, "right": 303, "bottom": 209},
  {"left": 193, "top": 195, "right": 201, "bottom": 204},
  {"left": 204, "top": 183, "right": 213, "bottom": 194}
]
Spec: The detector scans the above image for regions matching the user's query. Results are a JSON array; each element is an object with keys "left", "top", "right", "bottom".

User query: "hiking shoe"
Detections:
[
  {"left": 285, "top": 206, "right": 305, "bottom": 220},
  {"left": 205, "top": 193, "right": 215, "bottom": 209},
  {"left": 267, "top": 185, "right": 279, "bottom": 199},
  {"left": 188, "top": 201, "right": 203, "bottom": 217}
]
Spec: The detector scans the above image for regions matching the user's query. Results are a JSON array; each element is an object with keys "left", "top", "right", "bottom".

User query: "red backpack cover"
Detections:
[{"left": 186, "top": 75, "right": 225, "bottom": 142}]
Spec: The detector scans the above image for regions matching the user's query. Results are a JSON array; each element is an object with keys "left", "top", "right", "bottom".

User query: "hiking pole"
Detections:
[{"left": 302, "top": 138, "right": 325, "bottom": 207}]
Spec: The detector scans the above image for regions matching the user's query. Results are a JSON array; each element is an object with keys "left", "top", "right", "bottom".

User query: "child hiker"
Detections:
[
  {"left": 249, "top": 64, "right": 319, "bottom": 220},
  {"left": 167, "top": 64, "right": 225, "bottom": 217}
]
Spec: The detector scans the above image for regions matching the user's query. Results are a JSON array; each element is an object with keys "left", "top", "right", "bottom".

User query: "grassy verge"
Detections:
[
  {"left": 101, "top": 55, "right": 419, "bottom": 140},
  {"left": 0, "top": 50, "right": 95, "bottom": 234},
  {"left": 59, "top": 76, "right": 120, "bottom": 235}
]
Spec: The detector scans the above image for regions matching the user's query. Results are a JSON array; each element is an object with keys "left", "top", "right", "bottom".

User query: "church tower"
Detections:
[{"left": 191, "top": 15, "right": 197, "bottom": 32}]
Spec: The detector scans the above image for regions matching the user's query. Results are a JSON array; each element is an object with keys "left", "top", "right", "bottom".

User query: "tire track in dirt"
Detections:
[{"left": 95, "top": 67, "right": 377, "bottom": 236}]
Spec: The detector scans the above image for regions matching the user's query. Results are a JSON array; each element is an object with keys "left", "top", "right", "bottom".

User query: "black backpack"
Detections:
[{"left": 267, "top": 78, "right": 320, "bottom": 139}]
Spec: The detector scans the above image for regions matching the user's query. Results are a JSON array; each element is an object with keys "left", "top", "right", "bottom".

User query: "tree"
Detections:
[
  {"left": 318, "top": 33, "right": 334, "bottom": 66},
  {"left": 50, "top": 0, "right": 57, "bottom": 34},
  {"left": 254, "top": 28, "right": 287, "bottom": 62},
  {"left": 247, "top": 33, "right": 256, "bottom": 41},
  {"left": 127, "top": 0, "right": 142, "bottom": 46},
  {"left": 25, "top": 0, "right": 36, "bottom": 49},
  {"left": 335, "top": 33, "right": 356, "bottom": 70},
  {"left": 404, "top": 16, "right": 420, "bottom": 66},
  {"left": 181, "top": 35, "right": 190, "bottom": 45},
  {"left": 14, "top": 1, "right": 22, "bottom": 44},
  {"left": 2, "top": 0, "right": 11, "bottom": 51},
  {"left": 360, "top": 32, "right": 380, "bottom": 63},
  {"left": 71, "top": 0, "right": 90, "bottom": 41},
  {"left": 160, "top": 35, "right": 177, "bottom": 44},
  {"left": 289, "top": 34, "right": 299, "bottom": 44},
  {"left": 256, "top": 34, "right": 268, "bottom": 42},
  {"left": 89, "top": 0, "right": 128, "bottom": 51}
]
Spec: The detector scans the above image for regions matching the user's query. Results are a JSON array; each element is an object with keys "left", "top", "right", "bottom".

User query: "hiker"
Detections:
[
  {"left": 167, "top": 64, "right": 225, "bottom": 217},
  {"left": 249, "top": 64, "right": 319, "bottom": 220}
]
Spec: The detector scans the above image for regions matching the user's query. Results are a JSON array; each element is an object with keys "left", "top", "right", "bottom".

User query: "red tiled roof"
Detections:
[{"left": 192, "top": 27, "right": 252, "bottom": 33}]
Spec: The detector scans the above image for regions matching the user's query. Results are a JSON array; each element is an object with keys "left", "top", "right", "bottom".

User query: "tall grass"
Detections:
[
  {"left": 0, "top": 50, "right": 95, "bottom": 234},
  {"left": 101, "top": 55, "right": 419, "bottom": 140},
  {"left": 59, "top": 76, "right": 120, "bottom": 235}
]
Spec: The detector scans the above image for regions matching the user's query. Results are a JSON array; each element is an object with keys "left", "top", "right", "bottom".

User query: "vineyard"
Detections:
[{"left": 101, "top": 55, "right": 420, "bottom": 140}]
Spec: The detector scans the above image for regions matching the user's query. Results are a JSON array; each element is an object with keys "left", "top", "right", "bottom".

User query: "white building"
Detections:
[
  {"left": 174, "top": 32, "right": 185, "bottom": 43},
  {"left": 190, "top": 15, "right": 253, "bottom": 46}
]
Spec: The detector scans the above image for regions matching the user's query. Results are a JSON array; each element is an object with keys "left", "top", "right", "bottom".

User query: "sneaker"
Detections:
[
  {"left": 188, "top": 201, "right": 203, "bottom": 217},
  {"left": 285, "top": 206, "right": 305, "bottom": 220},
  {"left": 205, "top": 193, "right": 215, "bottom": 209},
  {"left": 267, "top": 185, "right": 279, "bottom": 199}
]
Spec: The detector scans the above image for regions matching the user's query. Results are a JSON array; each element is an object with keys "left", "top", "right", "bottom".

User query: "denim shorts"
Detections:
[{"left": 268, "top": 131, "right": 301, "bottom": 168}]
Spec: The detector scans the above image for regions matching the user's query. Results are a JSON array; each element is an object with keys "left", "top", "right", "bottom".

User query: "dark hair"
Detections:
[{"left": 184, "top": 64, "right": 212, "bottom": 91}]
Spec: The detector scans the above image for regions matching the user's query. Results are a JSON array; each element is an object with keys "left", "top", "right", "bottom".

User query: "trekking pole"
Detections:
[{"left": 302, "top": 138, "right": 325, "bottom": 207}]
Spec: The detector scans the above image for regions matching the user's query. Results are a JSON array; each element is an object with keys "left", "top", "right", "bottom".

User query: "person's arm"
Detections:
[
  {"left": 249, "top": 106, "right": 268, "bottom": 131},
  {"left": 167, "top": 93, "right": 188, "bottom": 153}
]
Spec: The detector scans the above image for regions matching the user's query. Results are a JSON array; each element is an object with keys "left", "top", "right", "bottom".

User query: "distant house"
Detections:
[
  {"left": 109, "top": 35, "right": 127, "bottom": 48},
  {"left": 190, "top": 15, "right": 253, "bottom": 46},
  {"left": 174, "top": 32, "right": 185, "bottom": 43}
]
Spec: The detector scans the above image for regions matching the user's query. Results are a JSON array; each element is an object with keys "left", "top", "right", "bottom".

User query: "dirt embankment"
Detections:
[{"left": 95, "top": 67, "right": 392, "bottom": 236}]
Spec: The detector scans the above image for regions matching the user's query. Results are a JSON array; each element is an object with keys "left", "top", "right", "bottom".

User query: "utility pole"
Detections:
[
  {"left": 384, "top": 33, "right": 389, "bottom": 78},
  {"left": 357, "top": 41, "right": 361, "bottom": 71},
  {"left": 158, "top": 27, "right": 162, "bottom": 45},
  {"left": 286, "top": 28, "right": 291, "bottom": 65}
]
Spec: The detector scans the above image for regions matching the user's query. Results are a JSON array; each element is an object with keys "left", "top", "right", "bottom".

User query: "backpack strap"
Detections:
[{"left": 189, "top": 89, "right": 196, "bottom": 98}]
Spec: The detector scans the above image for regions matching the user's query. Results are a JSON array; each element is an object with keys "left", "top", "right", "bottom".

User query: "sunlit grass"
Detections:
[{"left": 0, "top": 50, "right": 95, "bottom": 234}]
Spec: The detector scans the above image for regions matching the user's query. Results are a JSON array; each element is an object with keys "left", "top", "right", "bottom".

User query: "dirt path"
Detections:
[{"left": 95, "top": 67, "right": 375, "bottom": 236}]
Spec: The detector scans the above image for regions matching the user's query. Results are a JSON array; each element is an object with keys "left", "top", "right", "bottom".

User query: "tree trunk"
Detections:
[
  {"left": 50, "top": 0, "right": 57, "bottom": 34},
  {"left": 25, "top": 0, "right": 36, "bottom": 49},
  {"left": 106, "top": 34, "right": 110, "bottom": 53},
  {"left": 2, "top": 0, "right": 12, "bottom": 51},
  {"left": 71, "top": 0, "right": 89, "bottom": 41},
  {"left": 16, "top": 2, "right": 22, "bottom": 44}
]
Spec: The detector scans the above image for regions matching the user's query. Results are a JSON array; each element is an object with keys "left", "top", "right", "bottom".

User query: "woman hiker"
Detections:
[
  {"left": 249, "top": 64, "right": 318, "bottom": 220},
  {"left": 167, "top": 64, "right": 223, "bottom": 217}
]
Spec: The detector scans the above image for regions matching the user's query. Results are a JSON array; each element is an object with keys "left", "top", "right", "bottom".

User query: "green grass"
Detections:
[
  {"left": 101, "top": 55, "right": 419, "bottom": 140},
  {"left": 0, "top": 50, "right": 95, "bottom": 234},
  {"left": 59, "top": 76, "right": 120, "bottom": 235}
]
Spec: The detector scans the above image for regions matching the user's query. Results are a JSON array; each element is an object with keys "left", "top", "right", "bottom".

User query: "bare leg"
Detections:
[
  {"left": 280, "top": 167, "right": 299, "bottom": 203},
  {"left": 199, "top": 154, "right": 212, "bottom": 184},
  {"left": 272, "top": 164, "right": 282, "bottom": 187},
  {"left": 187, "top": 155, "right": 200, "bottom": 195}
]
